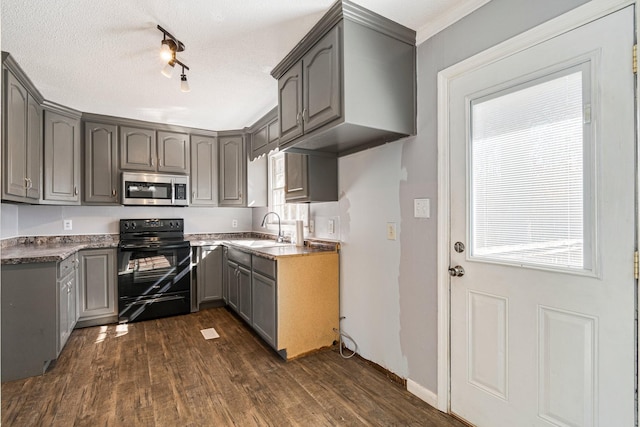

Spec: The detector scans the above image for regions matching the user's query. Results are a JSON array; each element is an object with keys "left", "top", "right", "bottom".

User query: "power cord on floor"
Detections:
[{"left": 333, "top": 316, "right": 357, "bottom": 359}]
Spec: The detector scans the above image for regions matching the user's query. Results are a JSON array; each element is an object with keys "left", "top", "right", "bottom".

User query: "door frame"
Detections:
[{"left": 436, "top": 0, "right": 637, "bottom": 414}]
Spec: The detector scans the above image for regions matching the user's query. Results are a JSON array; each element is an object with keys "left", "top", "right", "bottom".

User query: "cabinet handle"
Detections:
[
  {"left": 296, "top": 112, "right": 301, "bottom": 125},
  {"left": 192, "top": 191, "right": 196, "bottom": 199},
  {"left": 151, "top": 158, "right": 155, "bottom": 167},
  {"left": 24, "top": 177, "right": 29, "bottom": 189},
  {"left": 302, "top": 108, "right": 307, "bottom": 122},
  {"left": 74, "top": 186, "right": 78, "bottom": 196},
  {"left": 112, "top": 188, "right": 117, "bottom": 197}
]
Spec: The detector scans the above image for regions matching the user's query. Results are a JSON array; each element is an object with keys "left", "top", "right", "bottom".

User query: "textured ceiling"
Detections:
[{"left": 1, "top": 0, "right": 489, "bottom": 131}]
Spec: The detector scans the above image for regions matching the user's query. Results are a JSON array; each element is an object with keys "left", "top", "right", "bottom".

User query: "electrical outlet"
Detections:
[
  {"left": 309, "top": 220, "right": 315, "bottom": 234},
  {"left": 328, "top": 219, "right": 335, "bottom": 235},
  {"left": 63, "top": 219, "right": 73, "bottom": 231},
  {"left": 414, "top": 198, "right": 430, "bottom": 218},
  {"left": 232, "top": 219, "right": 238, "bottom": 228},
  {"left": 387, "top": 222, "right": 397, "bottom": 240}
]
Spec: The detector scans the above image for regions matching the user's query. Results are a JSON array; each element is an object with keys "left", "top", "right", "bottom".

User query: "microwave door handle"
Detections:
[{"left": 171, "top": 179, "right": 175, "bottom": 205}]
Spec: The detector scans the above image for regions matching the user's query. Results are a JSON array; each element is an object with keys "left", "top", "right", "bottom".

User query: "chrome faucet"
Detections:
[{"left": 261, "top": 211, "right": 284, "bottom": 243}]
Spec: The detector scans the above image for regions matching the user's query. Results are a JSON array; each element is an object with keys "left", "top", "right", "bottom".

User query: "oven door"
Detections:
[{"left": 117, "top": 244, "right": 191, "bottom": 322}]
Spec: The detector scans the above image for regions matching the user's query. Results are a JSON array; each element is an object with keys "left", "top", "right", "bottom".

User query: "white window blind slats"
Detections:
[{"left": 470, "top": 70, "right": 587, "bottom": 270}]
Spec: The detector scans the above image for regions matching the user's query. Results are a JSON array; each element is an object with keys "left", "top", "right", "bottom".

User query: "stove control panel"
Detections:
[{"left": 120, "top": 218, "right": 184, "bottom": 233}]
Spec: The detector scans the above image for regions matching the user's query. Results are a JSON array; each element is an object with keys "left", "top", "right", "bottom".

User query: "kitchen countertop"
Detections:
[
  {"left": 1, "top": 240, "right": 119, "bottom": 265},
  {"left": 1, "top": 234, "right": 339, "bottom": 265}
]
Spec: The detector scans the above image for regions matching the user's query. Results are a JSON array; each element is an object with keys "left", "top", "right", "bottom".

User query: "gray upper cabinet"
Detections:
[
  {"left": 271, "top": 0, "right": 416, "bottom": 156},
  {"left": 157, "top": 131, "right": 189, "bottom": 174},
  {"left": 278, "top": 62, "right": 304, "bottom": 145},
  {"left": 3, "top": 67, "right": 42, "bottom": 203},
  {"left": 43, "top": 108, "right": 81, "bottom": 204},
  {"left": 301, "top": 25, "right": 341, "bottom": 134},
  {"left": 285, "top": 152, "right": 338, "bottom": 203},
  {"left": 249, "top": 107, "right": 279, "bottom": 160},
  {"left": 190, "top": 134, "right": 218, "bottom": 206},
  {"left": 219, "top": 134, "right": 246, "bottom": 206},
  {"left": 119, "top": 126, "right": 156, "bottom": 172},
  {"left": 84, "top": 122, "right": 119, "bottom": 204}
]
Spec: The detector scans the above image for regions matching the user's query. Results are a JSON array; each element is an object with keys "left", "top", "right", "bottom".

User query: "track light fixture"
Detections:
[{"left": 157, "top": 25, "right": 190, "bottom": 92}]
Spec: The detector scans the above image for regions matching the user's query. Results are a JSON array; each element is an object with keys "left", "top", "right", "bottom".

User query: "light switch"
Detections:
[
  {"left": 328, "top": 219, "right": 335, "bottom": 235},
  {"left": 387, "top": 222, "right": 397, "bottom": 240},
  {"left": 414, "top": 198, "right": 430, "bottom": 218}
]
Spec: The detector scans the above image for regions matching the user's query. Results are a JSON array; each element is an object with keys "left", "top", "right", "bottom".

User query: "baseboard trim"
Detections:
[{"left": 407, "top": 379, "right": 439, "bottom": 409}]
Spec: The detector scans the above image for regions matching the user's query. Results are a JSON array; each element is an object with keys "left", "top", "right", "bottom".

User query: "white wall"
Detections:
[{"left": 0, "top": 203, "right": 252, "bottom": 238}]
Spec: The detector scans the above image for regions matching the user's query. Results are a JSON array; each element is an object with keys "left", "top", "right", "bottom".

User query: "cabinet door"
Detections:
[
  {"left": 268, "top": 119, "right": 279, "bottom": 144},
  {"left": 4, "top": 71, "right": 28, "bottom": 198},
  {"left": 278, "top": 62, "right": 303, "bottom": 145},
  {"left": 238, "top": 264, "right": 252, "bottom": 324},
  {"left": 44, "top": 111, "right": 81, "bottom": 203},
  {"left": 191, "top": 135, "right": 218, "bottom": 206},
  {"left": 219, "top": 135, "right": 246, "bottom": 206},
  {"left": 26, "top": 97, "right": 42, "bottom": 200},
  {"left": 226, "top": 260, "right": 239, "bottom": 312},
  {"left": 199, "top": 246, "right": 223, "bottom": 303},
  {"left": 284, "top": 152, "right": 309, "bottom": 202},
  {"left": 157, "top": 131, "right": 189, "bottom": 174},
  {"left": 252, "top": 271, "right": 276, "bottom": 348},
  {"left": 78, "top": 249, "right": 117, "bottom": 321},
  {"left": 68, "top": 273, "right": 78, "bottom": 332},
  {"left": 84, "top": 122, "right": 118, "bottom": 204},
  {"left": 302, "top": 25, "right": 342, "bottom": 134},
  {"left": 58, "top": 278, "right": 70, "bottom": 355},
  {"left": 251, "top": 125, "right": 268, "bottom": 156},
  {"left": 120, "top": 126, "right": 156, "bottom": 171}
]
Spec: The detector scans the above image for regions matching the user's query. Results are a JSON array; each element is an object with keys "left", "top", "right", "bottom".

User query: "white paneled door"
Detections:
[{"left": 448, "top": 7, "right": 635, "bottom": 426}]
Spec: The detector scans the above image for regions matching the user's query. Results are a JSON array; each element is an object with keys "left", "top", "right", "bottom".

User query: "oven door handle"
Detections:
[
  {"left": 119, "top": 244, "right": 190, "bottom": 251},
  {"left": 126, "top": 295, "right": 186, "bottom": 305}
]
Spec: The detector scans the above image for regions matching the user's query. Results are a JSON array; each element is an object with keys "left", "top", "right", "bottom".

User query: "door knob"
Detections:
[{"left": 448, "top": 265, "right": 465, "bottom": 277}]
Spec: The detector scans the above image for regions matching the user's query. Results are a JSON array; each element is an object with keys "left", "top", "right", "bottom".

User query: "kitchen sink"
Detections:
[{"left": 226, "top": 240, "right": 290, "bottom": 249}]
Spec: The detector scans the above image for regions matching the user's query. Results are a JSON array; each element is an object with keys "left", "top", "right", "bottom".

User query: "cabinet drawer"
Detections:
[
  {"left": 227, "top": 247, "right": 251, "bottom": 268},
  {"left": 253, "top": 256, "right": 276, "bottom": 279},
  {"left": 58, "top": 255, "right": 76, "bottom": 279}
]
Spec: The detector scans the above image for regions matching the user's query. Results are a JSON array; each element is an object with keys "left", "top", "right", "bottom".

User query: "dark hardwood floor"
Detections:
[{"left": 2, "top": 307, "right": 465, "bottom": 426}]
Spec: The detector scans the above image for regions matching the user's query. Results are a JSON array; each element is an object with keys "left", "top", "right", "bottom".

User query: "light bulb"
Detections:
[
  {"left": 161, "top": 62, "right": 174, "bottom": 78},
  {"left": 180, "top": 74, "right": 190, "bottom": 92},
  {"left": 160, "top": 42, "right": 173, "bottom": 61}
]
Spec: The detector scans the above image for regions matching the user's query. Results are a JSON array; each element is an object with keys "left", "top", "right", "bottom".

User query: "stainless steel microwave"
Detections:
[{"left": 121, "top": 172, "right": 189, "bottom": 206}]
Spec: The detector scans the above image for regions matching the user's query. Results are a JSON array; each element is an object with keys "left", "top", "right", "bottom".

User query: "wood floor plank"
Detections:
[{"left": 2, "top": 307, "right": 467, "bottom": 426}]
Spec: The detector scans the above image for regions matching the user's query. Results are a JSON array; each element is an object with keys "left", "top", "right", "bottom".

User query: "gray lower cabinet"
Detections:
[
  {"left": 84, "top": 122, "right": 119, "bottom": 204},
  {"left": 191, "top": 135, "right": 218, "bottom": 206},
  {"left": 226, "top": 259, "right": 239, "bottom": 311},
  {"left": 77, "top": 248, "right": 117, "bottom": 326},
  {"left": 252, "top": 256, "right": 277, "bottom": 348},
  {"left": 197, "top": 246, "right": 223, "bottom": 305},
  {"left": 219, "top": 134, "right": 246, "bottom": 206},
  {"left": 1, "top": 255, "right": 78, "bottom": 382},
  {"left": 285, "top": 152, "right": 338, "bottom": 202},
  {"left": 226, "top": 247, "right": 252, "bottom": 322},
  {"left": 43, "top": 109, "right": 81, "bottom": 204},
  {"left": 2, "top": 68, "right": 42, "bottom": 203},
  {"left": 237, "top": 264, "right": 252, "bottom": 323}
]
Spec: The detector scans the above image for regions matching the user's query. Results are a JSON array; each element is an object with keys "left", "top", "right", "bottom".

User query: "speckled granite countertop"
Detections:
[
  {"left": 1, "top": 235, "right": 119, "bottom": 265},
  {"left": 1, "top": 233, "right": 339, "bottom": 265}
]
